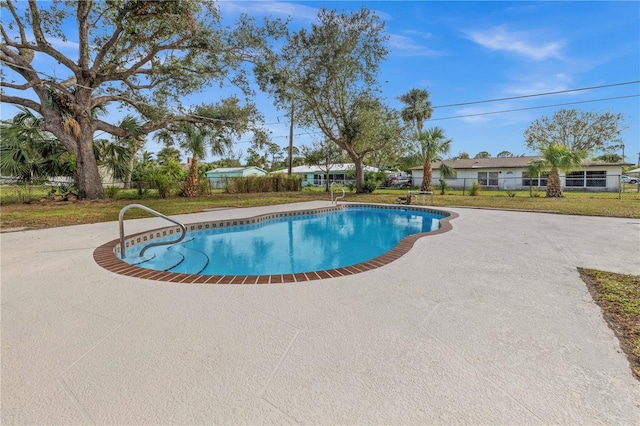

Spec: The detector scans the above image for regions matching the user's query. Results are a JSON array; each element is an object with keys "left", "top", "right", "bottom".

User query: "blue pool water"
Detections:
[{"left": 123, "top": 207, "right": 443, "bottom": 275}]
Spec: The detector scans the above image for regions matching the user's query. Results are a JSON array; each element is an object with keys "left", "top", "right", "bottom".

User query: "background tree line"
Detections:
[{"left": 1, "top": 1, "right": 630, "bottom": 199}]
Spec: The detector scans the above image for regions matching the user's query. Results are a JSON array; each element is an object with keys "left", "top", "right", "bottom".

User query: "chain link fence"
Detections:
[
  {"left": 424, "top": 174, "right": 639, "bottom": 195},
  {"left": 2, "top": 173, "right": 638, "bottom": 205}
]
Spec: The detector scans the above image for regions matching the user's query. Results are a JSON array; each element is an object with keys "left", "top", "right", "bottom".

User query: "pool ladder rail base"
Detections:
[
  {"left": 119, "top": 204, "right": 187, "bottom": 259},
  {"left": 330, "top": 182, "right": 345, "bottom": 205}
]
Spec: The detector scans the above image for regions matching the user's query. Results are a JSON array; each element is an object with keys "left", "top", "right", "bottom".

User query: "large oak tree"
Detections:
[
  {"left": 524, "top": 109, "right": 627, "bottom": 154},
  {"left": 1, "top": 0, "right": 282, "bottom": 199}
]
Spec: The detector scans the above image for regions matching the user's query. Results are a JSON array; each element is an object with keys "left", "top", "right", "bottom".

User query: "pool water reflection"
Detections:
[{"left": 123, "top": 207, "right": 443, "bottom": 276}]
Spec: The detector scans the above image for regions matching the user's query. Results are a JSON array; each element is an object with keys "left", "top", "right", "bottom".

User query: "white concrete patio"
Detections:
[{"left": 2, "top": 201, "right": 639, "bottom": 424}]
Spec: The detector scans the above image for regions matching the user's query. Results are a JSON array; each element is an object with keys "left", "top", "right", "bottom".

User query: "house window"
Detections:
[
  {"left": 478, "top": 172, "right": 498, "bottom": 186},
  {"left": 565, "top": 171, "right": 584, "bottom": 187},
  {"left": 564, "top": 170, "right": 606, "bottom": 188},
  {"left": 478, "top": 172, "right": 487, "bottom": 185},
  {"left": 586, "top": 170, "right": 606, "bottom": 187},
  {"left": 523, "top": 173, "right": 548, "bottom": 187}
]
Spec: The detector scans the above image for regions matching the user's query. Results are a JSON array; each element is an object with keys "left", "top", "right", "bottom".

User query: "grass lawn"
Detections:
[
  {"left": 1, "top": 186, "right": 639, "bottom": 230},
  {"left": 579, "top": 269, "right": 640, "bottom": 381},
  {"left": 1, "top": 185, "right": 638, "bottom": 380}
]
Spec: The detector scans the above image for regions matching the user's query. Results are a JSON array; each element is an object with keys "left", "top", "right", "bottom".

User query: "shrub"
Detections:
[
  {"left": 506, "top": 190, "right": 516, "bottom": 198},
  {"left": 151, "top": 174, "right": 176, "bottom": 198},
  {"left": 198, "top": 178, "right": 212, "bottom": 195},
  {"left": 104, "top": 186, "right": 120, "bottom": 199},
  {"left": 224, "top": 175, "right": 302, "bottom": 193},
  {"left": 362, "top": 180, "right": 378, "bottom": 193},
  {"left": 439, "top": 179, "right": 448, "bottom": 195},
  {"left": 362, "top": 171, "right": 382, "bottom": 193},
  {"left": 469, "top": 181, "right": 481, "bottom": 196}
]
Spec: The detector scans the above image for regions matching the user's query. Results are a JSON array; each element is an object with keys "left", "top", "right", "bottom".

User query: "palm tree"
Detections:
[
  {"left": 181, "top": 124, "right": 210, "bottom": 197},
  {"left": 115, "top": 116, "right": 145, "bottom": 189},
  {"left": 416, "top": 127, "right": 455, "bottom": 191},
  {"left": 0, "top": 108, "right": 72, "bottom": 182},
  {"left": 93, "top": 138, "right": 131, "bottom": 184},
  {"left": 398, "top": 88, "right": 433, "bottom": 134},
  {"left": 155, "top": 123, "right": 232, "bottom": 197},
  {"left": 527, "top": 143, "right": 587, "bottom": 197}
]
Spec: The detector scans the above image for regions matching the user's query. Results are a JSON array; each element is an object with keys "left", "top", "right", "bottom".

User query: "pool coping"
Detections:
[{"left": 93, "top": 203, "right": 458, "bottom": 284}]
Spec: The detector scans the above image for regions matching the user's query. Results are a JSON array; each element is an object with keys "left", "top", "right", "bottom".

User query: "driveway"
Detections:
[{"left": 2, "top": 202, "right": 639, "bottom": 424}]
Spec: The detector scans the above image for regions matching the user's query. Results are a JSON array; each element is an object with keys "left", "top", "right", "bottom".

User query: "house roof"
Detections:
[
  {"left": 410, "top": 156, "right": 633, "bottom": 170},
  {"left": 206, "top": 166, "right": 266, "bottom": 174},
  {"left": 271, "top": 163, "right": 379, "bottom": 174}
]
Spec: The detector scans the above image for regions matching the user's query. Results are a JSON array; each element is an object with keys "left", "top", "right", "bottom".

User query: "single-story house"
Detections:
[
  {"left": 205, "top": 166, "right": 267, "bottom": 188},
  {"left": 411, "top": 157, "right": 633, "bottom": 192},
  {"left": 626, "top": 167, "right": 640, "bottom": 178},
  {"left": 271, "top": 163, "right": 379, "bottom": 187}
]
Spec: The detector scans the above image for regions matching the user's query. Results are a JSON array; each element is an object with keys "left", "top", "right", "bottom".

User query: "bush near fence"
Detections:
[{"left": 222, "top": 175, "right": 302, "bottom": 193}]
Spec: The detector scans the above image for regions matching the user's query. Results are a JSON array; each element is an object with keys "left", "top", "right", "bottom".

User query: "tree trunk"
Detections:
[
  {"left": 76, "top": 132, "right": 105, "bottom": 199},
  {"left": 124, "top": 155, "right": 134, "bottom": 190},
  {"left": 546, "top": 168, "right": 563, "bottom": 197},
  {"left": 183, "top": 157, "right": 199, "bottom": 197},
  {"left": 354, "top": 157, "right": 365, "bottom": 193},
  {"left": 288, "top": 101, "right": 294, "bottom": 176},
  {"left": 421, "top": 157, "right": 432, "bottom": 191}
]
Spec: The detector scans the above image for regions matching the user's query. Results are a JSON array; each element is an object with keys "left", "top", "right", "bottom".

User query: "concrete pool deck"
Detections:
[{"left": 2, "top": 201, "right": 639, "bottom": 424}]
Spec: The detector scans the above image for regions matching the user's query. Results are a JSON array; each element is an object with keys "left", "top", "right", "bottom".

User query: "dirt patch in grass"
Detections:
[{"left": 579, "top": 268, "right": 640, "bottom": 381}]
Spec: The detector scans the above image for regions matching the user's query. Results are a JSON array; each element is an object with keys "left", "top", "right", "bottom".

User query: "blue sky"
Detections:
[
  {"left": 217, "top": 1, "right": 639, "bottom": 163},
  {"left": 2, "top": 1, "right": 639, "bottom": 164}
]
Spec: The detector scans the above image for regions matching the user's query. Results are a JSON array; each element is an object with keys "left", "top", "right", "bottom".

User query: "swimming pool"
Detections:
[{"left": 94, "top": 204, "right": 457, "bottom": 283}]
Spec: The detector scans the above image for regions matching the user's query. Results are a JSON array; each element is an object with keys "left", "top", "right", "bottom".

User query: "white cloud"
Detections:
[
  {"left": 502, "top": 73, "right": 578, "bottom": 97},
  {"left": 387, "top": 34, "right": 443, "bottom": 57},
  {"left": 447, "top": 101, "right": 532, "bottom": 125},
  {"left": 453, "top": 105, "right": 495, "bottom": 124},
  {"left": 218, "top": 1, "right": 318, "bottom": 22},
  {"left": 464, "top": 25, "right": 565, "bottom": 60},
  {"left": 403, "top": 30, "right": 433, "bottom": 39},
  {"left": 48, "top": 37, "right": 80, "bottom": 51}
]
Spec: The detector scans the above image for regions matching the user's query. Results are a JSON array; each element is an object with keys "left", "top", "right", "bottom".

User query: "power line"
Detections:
[
  {"left": 429, "top": 94, "right": 640, "bottom": 121},
  {"left": 432, "top": 80, "right": 640, "bottom": 109},
  {"left": 223, "top": 93, "right": 640, "bottom": 146}
]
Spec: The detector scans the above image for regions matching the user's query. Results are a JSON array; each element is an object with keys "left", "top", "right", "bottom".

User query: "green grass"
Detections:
[
  {"left": 579, "top": 269, "right": 640, "bottom": 381},
  {"left": 1, "top": 186, "right": 639, "bottom": 230}
]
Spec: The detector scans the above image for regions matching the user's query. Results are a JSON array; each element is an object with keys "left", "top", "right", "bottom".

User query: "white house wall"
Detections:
[{"left": 412, "top": 166, "right": 624, "bottom": 191}]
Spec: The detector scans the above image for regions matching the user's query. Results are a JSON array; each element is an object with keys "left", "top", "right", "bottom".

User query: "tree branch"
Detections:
[
  {"left": 91, "top": 27, "right": 123, "bottom": 73},
  {"left": 91, "top": 94, "right": 146, "bottom": 110},
  {"left": 93, "top": 119, "right": 131, "bottom": 138},
  {"left": 26, "top": 0, "right": 79, "bottom": 72},
  {"left": 1, "top": 53, "right": 42, "bottom": 87},
  {"left": 4, "top": 0, "right": 28, "bottom": 44},
  {"left": 77, "top": 0, "right": 91, "bottom": 69},
  {"left": 0, "top": 80, "right": 37, "bottom": 90},
  {"left": 1, "top": 95, "right": 43, "bottom": 114}
]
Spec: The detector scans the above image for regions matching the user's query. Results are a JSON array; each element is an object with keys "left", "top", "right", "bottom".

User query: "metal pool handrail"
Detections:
[
  {"left": 119, "top": 204, "right": 186, "bottom": 259},
  {"left": 330, "top": 182, "right": 345, "bottom": 205}
]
